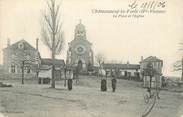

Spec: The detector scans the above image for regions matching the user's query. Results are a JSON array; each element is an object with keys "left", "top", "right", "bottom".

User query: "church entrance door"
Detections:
[{"left": 77, "top": 60, "right": 83, "bottom": 72}]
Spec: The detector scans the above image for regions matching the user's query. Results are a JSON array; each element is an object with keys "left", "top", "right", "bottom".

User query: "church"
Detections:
[{"left": 66, "top": 20, "right": 94, "bottom": 72}]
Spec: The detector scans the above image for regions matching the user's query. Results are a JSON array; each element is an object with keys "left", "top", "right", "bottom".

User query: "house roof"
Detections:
[
  {"left": 41, "top": 58, "right": 65, "bottom": 67},
  {"left": 103, "top": 63, "right": 140, "bottom": 70},
  {"left": 140, "top": 56, "right": 163, "bottom": 63},
  {"left": 3, "top": 39, "right": 36, "bottom": 51},
  {"left": 39, "top": 64, "right": 52, "bottom": 70}
]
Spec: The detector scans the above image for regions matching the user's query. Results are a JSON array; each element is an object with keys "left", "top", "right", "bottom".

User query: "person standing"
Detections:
[
  {"left": 101, "top": 78, "right": 107, "bottom": 91},
  {"left": 100, "top": 69, "right": 107, "bottom": 91},
  {"left": 75, "top": 68, "right": 79, "bottom": 85},
  {"left": 68, "top": 69, "right": 73, "bottom": 90},
  {"left": 111, "top": 78, "right": 117, "bottom": 92}
]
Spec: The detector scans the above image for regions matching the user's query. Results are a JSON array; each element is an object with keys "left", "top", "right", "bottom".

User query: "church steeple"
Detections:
[
  {"left": 79, "top": 19, "right": 82, "bottom": 24},
  {"left": 74, "top": 19, "right": 86, "bottom": 40}
]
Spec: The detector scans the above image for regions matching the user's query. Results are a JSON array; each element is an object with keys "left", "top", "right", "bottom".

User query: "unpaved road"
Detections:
[{"left": 0, "top": 76, "right": 182, "bottom": 117}]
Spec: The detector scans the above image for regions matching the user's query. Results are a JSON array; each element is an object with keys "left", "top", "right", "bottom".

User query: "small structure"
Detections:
[
  {"left": 39, "top": 58, "right": 65, "bottom": 80},
  {"left": 102, "top": 63, "right": 140, "bottom": 80},
  {"left": 140, "top": 56, "right": 163, "bottom": 88},
  {"left": 38, "top": 65, "right": 51, "bottom": 84}
]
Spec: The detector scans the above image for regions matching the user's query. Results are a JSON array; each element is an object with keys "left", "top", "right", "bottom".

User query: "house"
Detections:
[
  {"left": 102, "top": 63, "right": 140, "bottom": 80},
  {"left": 2, "top": 39, "right": 40, "bottom": 79},
  {"left": 38, "top": 58, "right": 65, "bottom": 80},
  {"left": 140, "top": 56, "right": 163, "bottom": 88}
]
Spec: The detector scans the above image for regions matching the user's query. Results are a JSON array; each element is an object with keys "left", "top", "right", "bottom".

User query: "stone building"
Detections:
[
  {"left": 3, "top": 39, "right": 39, "bottom": 78},
  {"left": 66, "top": 20, "right": 94, "bottom": 72},
  {"left": 103, "top": 63, "right": 140, "bottom": 80},
  {"left": 140, "top": 56, "right": 163, "bottom": 88}
]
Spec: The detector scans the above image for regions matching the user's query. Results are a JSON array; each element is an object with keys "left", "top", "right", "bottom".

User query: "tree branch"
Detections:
[
  {"left": 44, "top": 15, "right": 53, "bottom": 32},
  {"left": 41, "top": 0, "right": 64, "bottom": 55}
]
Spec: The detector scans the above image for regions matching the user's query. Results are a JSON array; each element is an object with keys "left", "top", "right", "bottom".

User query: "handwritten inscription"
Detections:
[{"left": 128, "top": 0, "right": 166, "bottom": 10}]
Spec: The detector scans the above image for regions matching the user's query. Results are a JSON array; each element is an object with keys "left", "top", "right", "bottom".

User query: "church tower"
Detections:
[{"left": 66, "top": 20, "right": 94, "bottom": 72}]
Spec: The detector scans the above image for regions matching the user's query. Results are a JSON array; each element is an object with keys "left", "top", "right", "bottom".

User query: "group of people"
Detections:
[
  {"left": 100, "top": 70, "right": 117, "bottom": 92},
  {"left": 101, "top": 78, "right": 117, "bottom": 92},
  {"left": 65, "top": 69, "right": 117, "bottom": 92}
]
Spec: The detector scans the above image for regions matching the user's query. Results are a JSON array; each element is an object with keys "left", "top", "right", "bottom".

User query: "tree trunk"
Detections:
[
  {"left": 36, "top": 71, "right": 39, "bottom": 80},
  {"left": 98, "top": 67, "right": 99, "bottom": 78},
  {"left": 64, "top": 68, "right": 66, "bottom": 87},
  {"left": 36, "top": 63, "right": 39, "bottom": 84},
  {"left": 51, "top": 65, "right": 55, "bottom": 88},
  {"left": 51, "top": 34, "right": 56, "bottom": 88}
]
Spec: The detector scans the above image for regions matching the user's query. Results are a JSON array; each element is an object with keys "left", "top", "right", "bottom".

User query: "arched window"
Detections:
[{"left": 11, "top": 64, "right": 15, "bottom": 73}]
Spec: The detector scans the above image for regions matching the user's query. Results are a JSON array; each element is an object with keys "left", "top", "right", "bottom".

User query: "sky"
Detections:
[{"left": 0, "top": 0, "right": 183, "bottom": 77}]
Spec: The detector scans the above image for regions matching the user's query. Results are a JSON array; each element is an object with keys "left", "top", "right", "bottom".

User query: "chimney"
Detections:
[
  {"left": 141, "top": 56, "right": 143, "bottom": 62},
  {"left": 36, "top": 38, "right": 39, "bottom": 51},
  {"left": 7, "top": 38, "right": 10, "bottom": 47}
]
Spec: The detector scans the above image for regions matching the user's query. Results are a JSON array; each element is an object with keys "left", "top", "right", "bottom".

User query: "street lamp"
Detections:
[
  {"left": 64, "top": 65, "right": 67, "bottom": 87},
  {"left": 21, "top": 53, "right": 31, "bottom": 85}
]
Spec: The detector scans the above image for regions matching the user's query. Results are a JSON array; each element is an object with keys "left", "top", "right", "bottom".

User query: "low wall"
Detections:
[{"left": 0, "top": 71, "right": 36, "bottom": 80}]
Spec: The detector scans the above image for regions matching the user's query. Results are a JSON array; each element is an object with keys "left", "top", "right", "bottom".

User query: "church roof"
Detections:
[
  {"left": 3, "top": 39, "right": 36, "bottom": 51},
  {"left": 140, "top": 56, "right": 163, "bottom": 63}
]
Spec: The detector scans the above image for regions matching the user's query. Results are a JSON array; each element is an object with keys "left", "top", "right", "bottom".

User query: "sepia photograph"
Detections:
[{"left": 0, "top": 0, "right": 183, "bottom": 117}]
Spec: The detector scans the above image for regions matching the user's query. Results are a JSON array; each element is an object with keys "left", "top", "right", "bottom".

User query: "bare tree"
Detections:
[
  {"left": 174, "top": 42, "right": 183, "bottom": 82},
  {"left": 180, "top": 42, "right": 183, "bottom": 82},
  {"left": 173, "top": 60, "right": 182, "bottom": 71},
  {"left": 95, "top": 53, "right": 105, "bottom": 77},
  {"left": 41, "top": 0, "right": 64, "bottom": 88}
]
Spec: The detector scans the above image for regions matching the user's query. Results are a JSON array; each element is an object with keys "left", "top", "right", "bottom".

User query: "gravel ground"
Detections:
[{"left": 0, "top": 76, "right": 182, "bottom": 117}]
